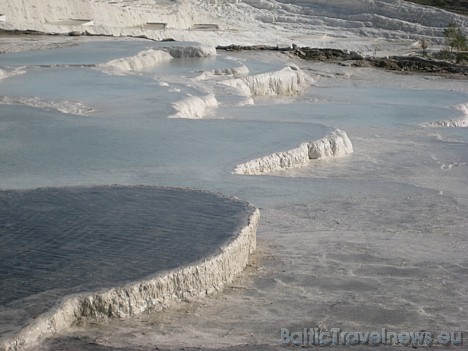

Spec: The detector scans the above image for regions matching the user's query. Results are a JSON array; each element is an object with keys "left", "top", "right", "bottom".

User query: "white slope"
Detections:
[
  {"left": 1, "top": 0, "right": 467, "bottom": 49},
  {"left": 234, "top": 129, "right": 353, "bottom": 174},
  {"left": 0, "top": 0, "right": 207, "bottom": 31}
]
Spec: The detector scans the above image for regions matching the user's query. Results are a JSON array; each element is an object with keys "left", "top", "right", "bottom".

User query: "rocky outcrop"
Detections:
[
  {"left": 368, "top": 56, "right": 468, "bottom": 75},
  {"left": 217, "top": 46, "right": 467, "bottom": 77},
  {"left": 292, "top": 47, "right": 468, "bottom": 76}
]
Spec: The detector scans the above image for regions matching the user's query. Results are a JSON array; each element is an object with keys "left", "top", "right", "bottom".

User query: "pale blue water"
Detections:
[
  {"left": 0, "top": 41, "right": 466, "bottom": 197},
  {"left": 1, "top": 39, "right": 468, "bottom": 343},
  {"left": 220, "top": 99, "right": 464, "bottom": 130},
  {"left": 0, "top": 39, "right": 200, "bottom": 66},
  {"left": 144, "top": 56, "right": 243, "bottom": 76},
  {"left": 0, "top": 103, "right": 331, "bottom": 185}
]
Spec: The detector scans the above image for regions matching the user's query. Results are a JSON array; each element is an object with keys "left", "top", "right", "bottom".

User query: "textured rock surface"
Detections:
[
  {"left": 98, "top": 49, "right": 173, "bottom": 75},
  {"left": 234, "top": 129, "right": 353, "bottom": 174},
  {"left": 221, "top": 66, "right": 309, "bottom": 97},
  {"left": 1, "top": 0, "right": 466, "bottom": 48},
  {"left": 97, "top": 46, "right": 217, "bottom": 75},
  {"left": 425, "top": 116, "right": 468, "bottom": 127},
  {"left": 0, "top": 0, "right": 206, "bottom": 32},
  {"left": 423, "top": 103, "right": 468, "bottom": 127},
  {"left": 170, "top": 94, "right": 219, "bottom": 119},
  {"left": 308, "top": 129, "right": 354, "bottom": 159}
]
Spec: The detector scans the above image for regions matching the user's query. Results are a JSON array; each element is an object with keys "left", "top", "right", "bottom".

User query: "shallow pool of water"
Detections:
[{"left": 0, "top": 38, "right": 467, "bottom": 350}]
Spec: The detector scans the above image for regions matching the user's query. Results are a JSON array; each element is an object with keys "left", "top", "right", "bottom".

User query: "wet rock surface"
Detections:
[
  {"left": 294, "top": 48, "right": 468, "bottom": 76},
  {"left": 217, "top": 45, "right": 468, "bottom": 77}
]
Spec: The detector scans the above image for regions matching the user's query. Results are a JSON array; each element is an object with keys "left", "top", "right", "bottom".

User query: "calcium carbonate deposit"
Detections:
[
  {"left": 423, "top": 103, "right": 468, "bottom": 128},
  {"left": 0, "top": 1, "right": 468, "bottom": 351},
  {"left": 98, "top": 45, "right": 217, "bottom": 75},
  {"left": 0, "top": 186, "right": 258, "bottom": 351},
  {"left": 221, "top": 66, "right": 309, "bottom": 97},
  {"left": 234, "top": 129, "right": 353, "bottom": 174},
  {"left": 170, "top": 94, "right": 218, "bottom": 119},
  {"left": 1, "top": 0, "right": 467, "bottom": 48}
]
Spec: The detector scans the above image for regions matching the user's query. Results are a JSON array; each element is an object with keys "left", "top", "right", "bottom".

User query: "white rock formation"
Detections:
[
  {"left": 308, "top": 129, "right": 355, "bottom": 159},
  {"left": 98, "top": 49, "right": 173, "bottom": 75},
  {"left": 170, "top": 94, "right": 218, "bottom": 119},
  {"left": 0, "top": 0, "right": 207, "bottom": 31},
  {"left": 234, "top": 129, "right": 353, "bottom": 175},
  {"left": 98, "top": 46, "right": 217, "bottom": 75},
  {"left": 0, "top": 0, "right": 467, "bottom": 48},
  {"left": 221, "top": 66, "right": 309, "bottom": 97},
  {"left": 423, "top": 103, "right": 468, "bottom": 128},
  {"left": 0, "top": 96, "right": 96, "bottom": 116},
  {"left": 425, "top": 117, "right": 468, "bottom": 128},
  {"left": 0, "top": 205, "right": 259, "bottom": 351},
  {"left": 235, "top": 142, "right": 310, "bottom": 175}
]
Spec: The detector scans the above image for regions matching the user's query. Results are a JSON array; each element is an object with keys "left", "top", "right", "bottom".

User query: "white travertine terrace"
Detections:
[
  {"left": 423, "top": 103, "right": 468, "bottom": 128},
  {"left": 0, "top": 195, "right": 259, "bottom": 351},
  {"left": 98, "top": 49, "right": 173, "bottom": 75},
  {"left": 221, "top": 66, "right": 310, "bottom": 97},
  {"left": 97, "top": 46, "right": 217, "bottom": 75},
  {"left": 234, "top": 129, "right": 353, "bottom": 174},
  {"left": 425, "top": 117, "right": 468, "bottom": 128},
  {"left": 170, "top": 94, "right": 219, "bottom": 119},
  {"left": 1, "top": 0, "right": 466, "bottom": 48}
]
